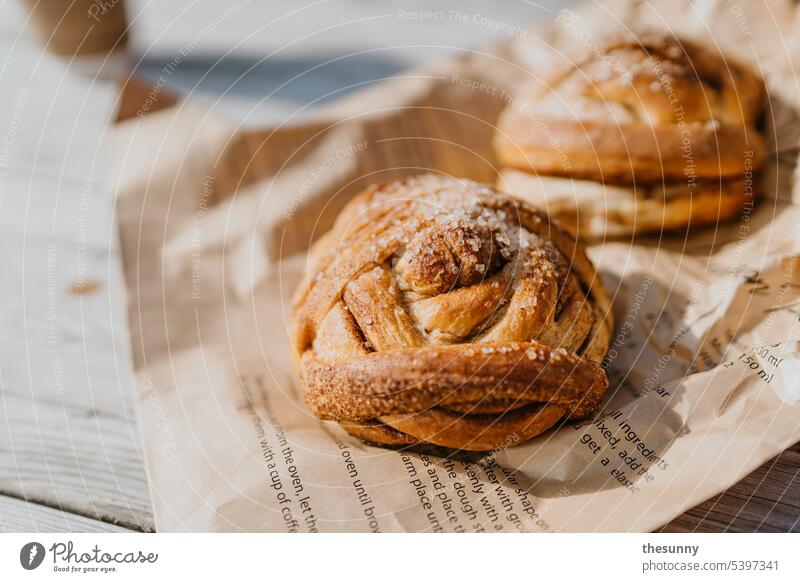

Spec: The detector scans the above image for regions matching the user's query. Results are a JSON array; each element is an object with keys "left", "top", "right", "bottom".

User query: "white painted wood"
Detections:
[
  {"left": 0, "top": 29, "right": 153, "bottom": 531},
  {"left": 0, "top": 495, "right": 132, "bottom": 533}
]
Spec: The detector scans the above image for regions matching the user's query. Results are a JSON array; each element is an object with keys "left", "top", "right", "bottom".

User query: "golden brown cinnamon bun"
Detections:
[
  {"left": 494, "top": 32, "right": 765, "bottom": 238},
  {"left": 291, "top": 174, "right": 612, "bottom": 451}
]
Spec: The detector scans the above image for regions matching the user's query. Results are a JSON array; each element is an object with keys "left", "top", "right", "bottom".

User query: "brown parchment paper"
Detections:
[{"left": 113, "top": 0, "right": 800, "bottom": 532}]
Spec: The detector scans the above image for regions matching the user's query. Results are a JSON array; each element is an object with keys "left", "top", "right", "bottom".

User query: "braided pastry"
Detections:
[
  {"left": 494, "top": 32, "right": 765, "bottom": 238},
  {"left": 291, "top": 175, "right": 612, "bottom": 451}
]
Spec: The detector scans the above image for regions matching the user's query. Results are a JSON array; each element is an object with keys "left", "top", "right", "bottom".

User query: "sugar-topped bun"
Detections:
[{"left": 292, "top": 174, "right": 612, "bottom": 451}]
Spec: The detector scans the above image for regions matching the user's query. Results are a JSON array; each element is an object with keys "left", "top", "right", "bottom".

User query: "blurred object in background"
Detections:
[
  {"left": 126, "top": 0, "right": 576, "bottom": 124},
  {"left": 21, "top": 0, "right": 128, "bottom": 56},
  {"left": 13, "top": 0, "right": 579, "bottom": 124}
]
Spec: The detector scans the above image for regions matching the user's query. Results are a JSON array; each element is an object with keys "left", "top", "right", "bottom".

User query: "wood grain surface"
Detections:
[
  {"left": 0, "top": 27, "right": 154, "bottom": 532},
  {"left": 0, "top": 163, "right": 155, "bottom": 532},
  {"left": 0, "top": 495, "right": 130, "bottom": 533},
  {"left": 663, "top": 444, "right": 800, "bottom": 533}
]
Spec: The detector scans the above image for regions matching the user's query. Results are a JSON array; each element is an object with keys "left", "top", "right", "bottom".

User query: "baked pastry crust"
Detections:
[
  {"left": 493, "top": 31, "right": 765, "bottom": 184},
  {"left": 498, "top": 169, "right": 749, "bottom": 239},
  {"left": 291, "top": 174, "right": 613, "bottom": 451}
]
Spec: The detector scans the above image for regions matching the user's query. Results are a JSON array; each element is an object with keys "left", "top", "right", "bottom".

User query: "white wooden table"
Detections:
[{"left": 0, "top": 0, "right": 797, "bottom": 533}]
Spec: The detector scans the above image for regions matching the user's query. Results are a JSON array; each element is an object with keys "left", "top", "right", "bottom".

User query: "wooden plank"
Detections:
[
  {"left": 0, "top": 495, "right": 132, "bottom": 533},
  {"left": 0, "top": 228, "right": 154, "bottom": 530},
  {"left": 664, "top": 444, "right": 800, "bottom": 532},
  {"left": 0, "top": 51, "right": 154, "bottom": 529},
  {"left": 0, "top": 390, "right": 153, "bottom": 532}
]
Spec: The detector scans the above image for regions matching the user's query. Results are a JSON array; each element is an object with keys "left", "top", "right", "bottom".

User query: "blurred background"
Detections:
[{"left": 3, "top": 0, "right": 578, "bottom": 122}]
